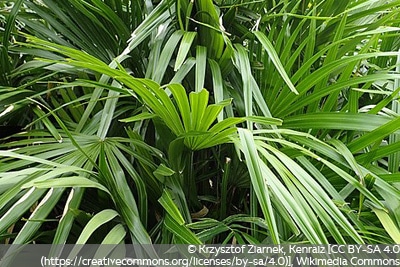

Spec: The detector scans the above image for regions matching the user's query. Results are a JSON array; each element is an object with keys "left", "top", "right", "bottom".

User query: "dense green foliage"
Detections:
[{"left": 1, "top": 0, "right": 400, "bottom": 244}]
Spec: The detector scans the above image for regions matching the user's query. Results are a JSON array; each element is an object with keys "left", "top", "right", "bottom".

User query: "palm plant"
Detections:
[{"left": 0, "top": 0, "right": 399, "bottom": 245}]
